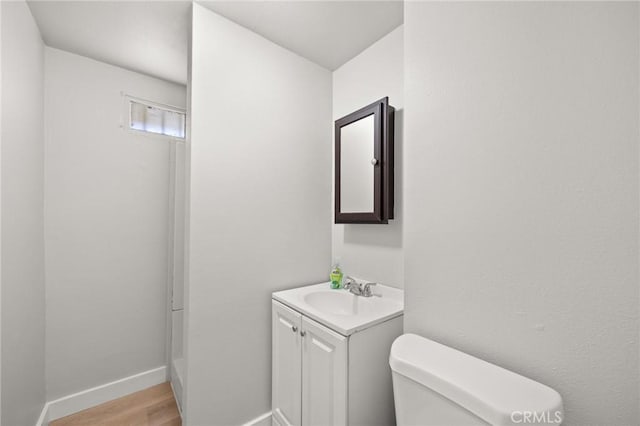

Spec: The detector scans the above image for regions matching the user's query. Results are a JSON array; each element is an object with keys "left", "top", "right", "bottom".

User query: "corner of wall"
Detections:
[{"left": 330, "top": 26, "right": 405, "bottom": 290}]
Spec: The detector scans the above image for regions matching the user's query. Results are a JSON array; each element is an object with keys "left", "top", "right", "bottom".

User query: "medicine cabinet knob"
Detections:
[
  {"left": 371, "top": 158, "right": 378, "bottom": 165},
  {"left": 300, "top": 330, "right": 306, "bottom": 337},
  {"left": 292, "top": 326, "right": 298, "bottom": 333}
]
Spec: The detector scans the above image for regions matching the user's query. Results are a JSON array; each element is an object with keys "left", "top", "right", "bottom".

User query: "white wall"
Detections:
[
  {"left": 169, "top": 141, "right": 186, "bottom": 408},
  {"left": 172, "top": 142, "right": 186, "bottom": 312},
  {"left": 403, "top": 2, "right": 639, "bottom": 424},
  {"left": 44, "top": 47, "right": 186, "bottom": 399},
  {"left": 0, "top": 3, "right": 3, "bottom": 421},
  {"left": 186, "top": 5, "right": 332, "bottom": 424},
  {"left": 1, "top": 1, "right": 47, "bottom": 424},
  {"left": 332, "top": 26, "right": 404, "bottom": 288}
]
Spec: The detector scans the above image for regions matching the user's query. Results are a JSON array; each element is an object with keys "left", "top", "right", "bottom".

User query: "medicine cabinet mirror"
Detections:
[{"left": 335, "top": 97, "right": 394, "bottom": 224}]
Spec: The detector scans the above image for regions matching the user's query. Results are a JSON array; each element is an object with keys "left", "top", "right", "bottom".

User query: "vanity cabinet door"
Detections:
[
  {"left": 272, "top": 301, "right": 303, "bottom": 426},
  {"left": 301, "top": 316, "right": 347, "bottom": 426}
]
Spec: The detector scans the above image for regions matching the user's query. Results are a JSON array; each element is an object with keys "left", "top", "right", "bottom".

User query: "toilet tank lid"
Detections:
[{"left": 389, "top": 334, "right": 563, "bottom": 426}]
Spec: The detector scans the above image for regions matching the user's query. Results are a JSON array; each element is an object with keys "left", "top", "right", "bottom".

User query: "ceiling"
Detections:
[
  {"left": 197, "top": 1, "right": 403, "bottom": 71},
  {"left": 28, "top": 1, "right": 191, "bottom": 85},
  {"left": 27, "top": 1, "right": 403, "bottom": 86}
]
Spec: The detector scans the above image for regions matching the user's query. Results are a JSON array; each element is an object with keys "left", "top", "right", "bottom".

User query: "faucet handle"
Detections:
[
  {"left": 343, "top": 276, "right": 356, "bottom": 289},
  {"left": 362, "top": 282, "right": 377, "bottom": 297}
]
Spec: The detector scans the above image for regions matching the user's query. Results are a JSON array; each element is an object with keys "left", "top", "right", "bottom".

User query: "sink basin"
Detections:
[
  {"left": 273, "top": 282, "right": 403, "bottom": 336},
  {"left": 304, "top": 290, "right": 366, "bottom": 316}
]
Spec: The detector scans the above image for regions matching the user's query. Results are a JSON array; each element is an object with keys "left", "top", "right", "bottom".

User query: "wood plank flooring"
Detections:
[{"left": 50, "top": 382, "right": 181, "bottom": 426}]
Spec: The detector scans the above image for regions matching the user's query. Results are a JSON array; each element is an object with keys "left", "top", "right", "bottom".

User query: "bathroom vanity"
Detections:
[{"left": 271, "top": 282, "right": 403, "bottom": 426}]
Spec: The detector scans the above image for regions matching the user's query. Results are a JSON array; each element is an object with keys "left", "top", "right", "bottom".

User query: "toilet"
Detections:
[{"left": 389, "top": 334, "right": 564, "bottom": 426}]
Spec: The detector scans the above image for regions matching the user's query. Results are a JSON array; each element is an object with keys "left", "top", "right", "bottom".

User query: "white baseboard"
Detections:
[
  {"left": 35, "top": 404, "right": 49, "bottom": 426},
  {"left": 36, "top": 366, "right": 167, "bottom": 426},
  {"left": 168, "top": 379, "right": 183, "bottom": 418},
  {"left": 242, "top": 411, "right": 272, "bottom": 426}
]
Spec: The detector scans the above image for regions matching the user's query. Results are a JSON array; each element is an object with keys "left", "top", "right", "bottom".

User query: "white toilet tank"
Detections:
[{"left": 389, "top": 334, "right": 563, "bottom": 426}]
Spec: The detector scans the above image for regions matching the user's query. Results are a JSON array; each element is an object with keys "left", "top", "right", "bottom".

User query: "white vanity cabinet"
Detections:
[
  {"left": 272, "top": 301, "right": 303, "bottom": 426},
  {"left": 301, "top": 315, "right": 348, "bottom": 426},
  {"left": 272, "top": 297, "right": 403, "bottom": 426}
]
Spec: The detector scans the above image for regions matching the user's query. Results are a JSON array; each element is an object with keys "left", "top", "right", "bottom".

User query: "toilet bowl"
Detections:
[{"left": 389, "top": 334, "right": 563, "bottom": 426}]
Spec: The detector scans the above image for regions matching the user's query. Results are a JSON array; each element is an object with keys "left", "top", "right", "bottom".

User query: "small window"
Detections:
[{"left": 129, "top": 99, "right": 185, "bottom": 139}]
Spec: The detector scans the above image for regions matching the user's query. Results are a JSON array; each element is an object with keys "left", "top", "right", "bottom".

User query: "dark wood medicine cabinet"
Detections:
[{"left": 334, "top": 97, "right": 394, "bottom": 224}]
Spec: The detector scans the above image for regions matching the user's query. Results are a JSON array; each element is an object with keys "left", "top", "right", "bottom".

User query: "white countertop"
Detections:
[{"left": 272, "top": 282, "right": 404, "bottom": 336}]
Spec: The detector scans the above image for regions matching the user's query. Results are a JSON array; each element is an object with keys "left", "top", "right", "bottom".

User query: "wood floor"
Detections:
[{"left": 50, "top": 382, "right": 181, "bottom": 426}]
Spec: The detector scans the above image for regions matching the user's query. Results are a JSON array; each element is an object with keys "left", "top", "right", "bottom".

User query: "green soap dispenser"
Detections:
[{"left": 330, "top": 262, "right": 343, "bottom": 289}]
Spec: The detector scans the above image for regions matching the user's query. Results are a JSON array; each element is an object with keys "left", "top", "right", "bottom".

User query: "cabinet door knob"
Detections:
[
  {"left": 371, "top": 158, "right": 378, "bottom": 165},
  {"left": 300, "top": 330, "right": 306, "bottom": 337},
  {"left": 292, "top": 326, "right": 298, "bottom": 333}
]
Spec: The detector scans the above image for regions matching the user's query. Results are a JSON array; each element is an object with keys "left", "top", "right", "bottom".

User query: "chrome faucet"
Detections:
[
  {"left": 343, "top": 276, "right": 377, "bottom": 297},
  {"left": 343, "top": 276, "right": 360, "bottom": 295}
]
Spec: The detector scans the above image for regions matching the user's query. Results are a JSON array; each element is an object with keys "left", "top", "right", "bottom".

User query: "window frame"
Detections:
[{"left": 122, "top": 93, "right": 186, "bottom": 140}]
